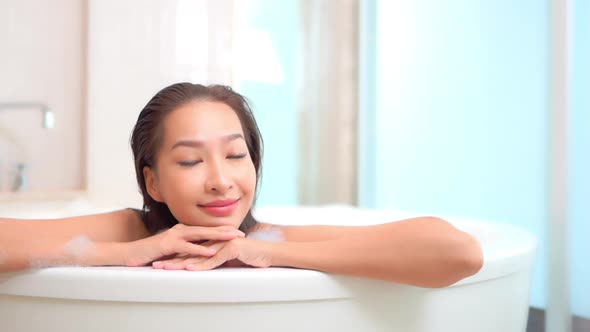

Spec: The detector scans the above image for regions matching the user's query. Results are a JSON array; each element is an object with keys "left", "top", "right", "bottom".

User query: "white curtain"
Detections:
[{"left": 297, "top": 0, "right": 359, "bottom": 205}]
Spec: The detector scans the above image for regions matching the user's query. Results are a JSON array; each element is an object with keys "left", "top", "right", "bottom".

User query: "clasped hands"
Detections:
[{"left": 124, "top": 223, "right": 273, "bottom": 271}]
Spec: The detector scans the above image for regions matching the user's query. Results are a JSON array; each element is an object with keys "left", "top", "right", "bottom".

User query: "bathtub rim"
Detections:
[
  {"left": 0, "top": 226, "right": 536, "bottom": 304},
  {"left": 0, "top": 263, "right": 534, "bottom": 304},
  {"left": 0, "top": 204, "right": 537, "bottom": 303}
]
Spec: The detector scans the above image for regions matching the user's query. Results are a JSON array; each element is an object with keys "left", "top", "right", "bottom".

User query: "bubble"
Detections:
[
  {"left": 26, "top": 235, "right": 94, "bottom": 269},
  {"left": 246, "top": 227, "right": 285, "bottom": 243},
  {"left": 28, "top": 257, "right": 80, "bottom": 269},
  {"left": 64, "top": 235, "right": 95, "bottom": 260}
]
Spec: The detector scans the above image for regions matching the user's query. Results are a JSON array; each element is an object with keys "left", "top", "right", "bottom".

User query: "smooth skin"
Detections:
[{"left": 0, "top": 101, "right": 483, "bottom": 288}]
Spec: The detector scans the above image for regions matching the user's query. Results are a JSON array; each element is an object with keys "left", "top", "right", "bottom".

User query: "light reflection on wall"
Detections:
[
  {"left": 235, "top": 28, "right": 285, "bottom": 84},
  {"left": 175, "top": 0, "right": 209, "bottom": 82},
  {"left": 174, "top": 0, "right": 233, "bottom": 84}
]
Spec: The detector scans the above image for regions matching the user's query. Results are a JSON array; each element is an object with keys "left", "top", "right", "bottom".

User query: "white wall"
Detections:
[
  {"left": 0, "top": 0, "right": 85, "bottom": 192},
  {"left": 86, "top": 0, "right": 233, "bottom": 208},
  {"left": 1, "top": 0, "right": 234, "bottom": 207}
]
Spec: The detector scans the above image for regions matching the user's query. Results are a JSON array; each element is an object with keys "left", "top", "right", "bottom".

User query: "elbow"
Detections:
[
  {"left": 434, "top": 231, "right": 484, "bottom": 288},
  {"left": 420, "top": 218, "right": 484, "bottom": 288},
  {"left": 463, "top": 233, "right": 484, "bottom": 276},
  {"left": 0, "top": 261, "right": 29, "bottom": 274}
]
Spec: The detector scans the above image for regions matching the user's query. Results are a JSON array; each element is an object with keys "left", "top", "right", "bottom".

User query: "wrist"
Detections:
[
  {"left": 268, "top": 241, "right": 295, "bottom": 267},
  {"left": 84, "top": 242, "right": 127, "bottom": 267}
]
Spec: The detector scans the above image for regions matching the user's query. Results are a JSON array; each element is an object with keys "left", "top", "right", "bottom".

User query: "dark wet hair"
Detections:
[{"left": 130, "top": 83, "right": 263, "bottom": 235}]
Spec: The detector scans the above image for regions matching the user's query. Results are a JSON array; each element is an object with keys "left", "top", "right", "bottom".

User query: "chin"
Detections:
[{"left": 201, "top": 216, "right": 243, "bottom": 228}]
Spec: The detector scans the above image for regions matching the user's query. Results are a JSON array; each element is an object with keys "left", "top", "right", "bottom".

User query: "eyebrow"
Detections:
[{"left": 170, "top": 133, "right": 245, "bottom": 151}]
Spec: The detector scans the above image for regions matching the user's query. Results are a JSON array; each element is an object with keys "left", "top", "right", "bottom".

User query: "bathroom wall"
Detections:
[
  {"left": 235, "top": 0, "right": 359, "bottom": 207},
  {"left": 86, "top": 0, "right": 233, "bottom": 209},
  {"left": 363, "top": 0, "right": 550, "bottom": 310},
  {"left": 0, "top": 0, "right": 85, "bottom": 192},
  {"left": 0, "top": 0, "right": 234, "bottom": 206},
  {"left": 570, "top": 0, "right": 590, "bottom": 319},
  {"left": 233, "top": 0, "right": 301, "bottom": 207}
]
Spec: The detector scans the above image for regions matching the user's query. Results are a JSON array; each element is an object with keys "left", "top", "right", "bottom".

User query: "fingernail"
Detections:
[
  {"left": 152, "top": 261, "right": 162, "bottom": 267},
  {"left": 205, "top": 248, "right": 217, "bottom": 255},
  {"left": 187, "top": 264, "right": 195, "bottom": 270}
]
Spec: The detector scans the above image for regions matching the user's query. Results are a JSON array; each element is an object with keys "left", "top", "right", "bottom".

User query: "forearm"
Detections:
[
  {"left": 0, "top": 221, "right": 126, "bottom": 273},
  {"left": 269, "top": 217, "right": 483, "bottom": 288}
]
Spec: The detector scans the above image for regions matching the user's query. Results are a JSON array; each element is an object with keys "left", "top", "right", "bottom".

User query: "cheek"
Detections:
[
  {"left": 159, "top": 167, "right": 202, "bottom": 200},
  {"left": 240, "top": 161, "right": 257, "bottom": 194}
]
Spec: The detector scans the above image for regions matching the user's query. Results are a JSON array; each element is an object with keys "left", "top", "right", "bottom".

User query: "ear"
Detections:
[{"left": 143, "top": 166, "right": 164, "bottom": 203}]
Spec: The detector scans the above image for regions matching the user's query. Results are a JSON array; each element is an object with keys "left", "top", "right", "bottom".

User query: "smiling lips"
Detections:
[{"left": 198, "top": 198, "right": 240, "bottom": 216}]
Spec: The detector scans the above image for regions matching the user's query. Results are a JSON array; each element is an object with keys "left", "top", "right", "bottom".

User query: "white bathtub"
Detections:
[{"left": 0, "top": 198, "right": 536, "bottom": 332}]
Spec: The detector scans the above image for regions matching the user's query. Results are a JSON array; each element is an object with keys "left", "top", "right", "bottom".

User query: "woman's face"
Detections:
[{"left": 144, "top": 100, "right": 257, "bottom": 229}]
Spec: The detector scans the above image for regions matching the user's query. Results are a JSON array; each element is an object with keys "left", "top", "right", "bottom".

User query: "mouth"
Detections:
[{"left": 197, "top": 198, "right": 240, "bottom": 217}]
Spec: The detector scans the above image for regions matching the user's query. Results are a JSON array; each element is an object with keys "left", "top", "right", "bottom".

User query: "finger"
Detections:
[
  {"left": 218, "top": 226, "right": 246, "bottom": 238},
  {"left": 175, "top": 242, "right": 218, "bottom": 257},
  {"left": 160, "top": 241, "right": 220, "bottom": 262},
  {"left": 182, "top": 257, "right": 208, "bottom": 269},
  {"left": 186, "top": 259, "right": 221, "bottom": 271},
  {"left": 152, "top": 257, "right": 183, "bottom": 269},
  {"left": 161, "top": 257, "right": 192, "bottom": 270},
  {"left": 152, "top": 254, "right": 187, "bottom": 269},
  {"left": 213, "top": 225, "right": 245, "bottom": 234},
  {"left": 186, "top": 249, "right": 231, "bottom": 271},
  {"left": 204, "top": 241, "right": 227, "bottom": 252},
  {"left": 181, "top": 227, "right": 244, "bottom": 241},
  {"left": 155, "top": 253, "right": 181, "bottom": 262},
  {"left": 223, "top": 259, "right": 246, "bottom": 267},
  {"left": 159, "top": 256, "right": 207, "bottom": 270},
  {"left": 198, "top": 240, "right": 217, "bottom": 247}
]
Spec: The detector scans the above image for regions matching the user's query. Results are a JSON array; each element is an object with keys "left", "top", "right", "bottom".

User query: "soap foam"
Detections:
[
  {"left": 246, "top": 227, "right": 285, "bottom": 243},
  {"left": 63, "top": 235, "right": 95, "bottom": 260},
  {"left": 28, "top": 235, "right": 94, "bottom": 269},
  {"left": 28, "top": 257, "right": 80, "bottom": 269}
]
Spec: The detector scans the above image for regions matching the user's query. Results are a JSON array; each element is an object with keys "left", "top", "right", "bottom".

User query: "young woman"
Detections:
[{"left": 0, "top": 83, "right": 483, "bottom": 288}]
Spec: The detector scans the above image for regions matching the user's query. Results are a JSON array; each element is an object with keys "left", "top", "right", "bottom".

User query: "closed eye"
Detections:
[
  {"left": 178, "top": 154, "right": 245, "bottom": 167},
  {"left": 227, "top": 153, "right": 247, "bottom": 160},
  {"left": 178, "top": 160, "right": 202, "bottom": 167}
]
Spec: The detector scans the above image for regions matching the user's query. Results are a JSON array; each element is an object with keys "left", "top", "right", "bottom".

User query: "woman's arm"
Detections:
[
  {"left": 140, "top": 216, "right": 483, "bottom": 288},
  {"left": 0, "top": 210, "right": 245, "bottom": 273},
  {"left": 267, "top": 217, "right": 483, "bottom": 288},
  {"left": 0, "top": 209, "right": 149, "bottom": 272}
]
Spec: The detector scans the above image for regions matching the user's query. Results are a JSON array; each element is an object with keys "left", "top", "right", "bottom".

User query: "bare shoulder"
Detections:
[
  {"left": 60, "top": 208, "right": 151, "bottom": 242},
  {"left": 1, "top": 208, "right": 150, "bottom": 243}
]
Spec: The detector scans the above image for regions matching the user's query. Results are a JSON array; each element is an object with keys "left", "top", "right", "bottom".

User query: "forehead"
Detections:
[{"left": 162, "top": 100, "right": 244, "bottom": 143}]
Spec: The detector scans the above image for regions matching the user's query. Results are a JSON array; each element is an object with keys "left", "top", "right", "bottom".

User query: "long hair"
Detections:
[{"left": 130, "top": 83, "right": 263, "bottom": 234}]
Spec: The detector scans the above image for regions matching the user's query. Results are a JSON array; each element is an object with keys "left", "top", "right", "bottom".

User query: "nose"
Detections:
[{"left": 205, "top": 159, "right": 232, "bottom": 194}]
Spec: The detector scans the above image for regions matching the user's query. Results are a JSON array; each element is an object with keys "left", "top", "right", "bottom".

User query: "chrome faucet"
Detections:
[
  {"left": 0, "top": 102, "right": 55, "bottom": 129},
  {"left": 12, "top": 162, "right": 28, "bottom": 192},
  {"left": 0, "top": 102, "right": 54, "bottom": 191}
]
